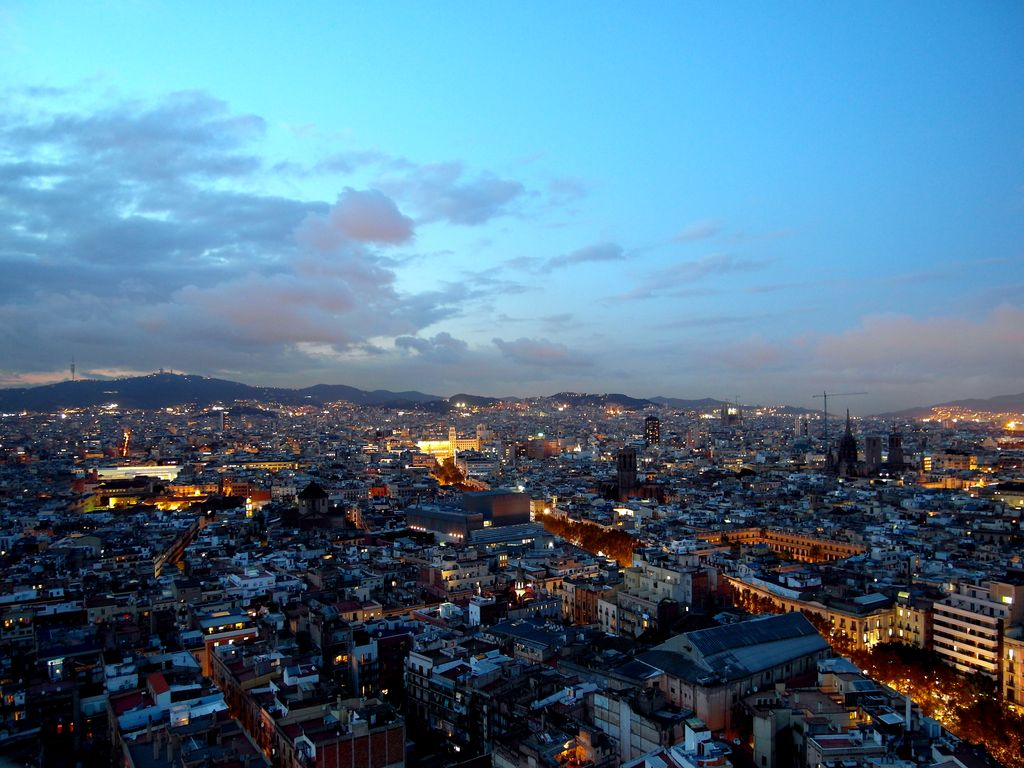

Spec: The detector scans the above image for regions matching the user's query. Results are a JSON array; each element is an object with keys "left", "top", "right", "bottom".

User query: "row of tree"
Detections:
[
  {"left": 540, "top": 515, "right": 636, "bottom": 565},
  {"left": 730, "top": 585, "right": 1023, "bottom": 768},
  {"left": 850, "top": 643, "right": 1024, "bottom": 768}
]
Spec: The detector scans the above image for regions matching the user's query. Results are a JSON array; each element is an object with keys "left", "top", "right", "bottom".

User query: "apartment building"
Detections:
[
  {"left": 932, "top": 577, "right": 1024, "bottom": 679},
  {"left": 614, "top": 550, "right": 710, "bottom": 638},
  {"left": 1003, "top": 626, "right": 1024, "bottom": 709}
]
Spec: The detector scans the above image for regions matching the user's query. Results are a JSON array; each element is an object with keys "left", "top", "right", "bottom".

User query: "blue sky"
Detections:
[{"left": 1, "top": 2, "right": 1022, "bottom": 412}]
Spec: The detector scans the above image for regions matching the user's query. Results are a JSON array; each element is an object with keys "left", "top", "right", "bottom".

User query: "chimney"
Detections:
[{"left": 905, "top": 695, "right": 912, "bottom": 731}]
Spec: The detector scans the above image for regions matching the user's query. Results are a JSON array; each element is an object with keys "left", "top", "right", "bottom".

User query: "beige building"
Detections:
[
  {"left": 1002, "top": 625, "right": 1024, "bottom": 709},
  {"left": 727, "top": 575, "right": 895, "bottom": 652},
  {"left": 416, "top": 426, "right": 482, "bottom": 460},
  {"left": 699, "top": 528, "right": 864, "bottom": 563},
  {"left": 613, "top": 551, "right": 710, "bottom": 637},
  {"left": 932, "top": 578, "right": 1024, "bottom": 679},
  {"left": 894, "top": 591, "right": 933, "bottom": 649}
]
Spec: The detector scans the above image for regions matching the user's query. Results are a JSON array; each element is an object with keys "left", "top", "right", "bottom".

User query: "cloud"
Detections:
[
  {"left": 674, "top": 219, "right": 720, "bottom": 242},
  {"left": 541, "top": 312, "right": 574, "bottom": 326},
  {"left": 0, "top": 370, "right": 68, "bottom": 386},
  {"left": 503, "top": 255, "right": 543, "bottom": 271},
  {"left": 747, "top": 280, "right": 811, "bottom": 294},
  {"left": 814, "top": 305, "right": 1024, "bottom": 379},
  {"left": 607, "top": 253, "right": 768, "bottom": 301},
  {"left": 546, "top": 242, "right": 625, "bottom": 270},
  {"left": 713, "top": 337, "right": 788, "bottom": 372},
  {"left": 6, "top": 89, "right": 266, "bottom": 182},
  {"left": 394, "top": 331, "right": 468, "bottom": 361},
  {"left": 492, "top": 337, "right": 591, "bottom": 368},
  {"left": 0, "top": 89, "right": 480, "bottom": 380},
  {"left": 547, "top": 176, "right": 588, "bottom": 206},
  {"left": 377, "top": 161, "right": 523, "bottom": 225},
  {"left": 297, "top": 187, "right": 414, "bottom": 248},
  {"left": 663, "top": 253, "right": 766, "bottom": 281},
  {"left": 314, "top": 150, "right": 390, "bottom": 174}
]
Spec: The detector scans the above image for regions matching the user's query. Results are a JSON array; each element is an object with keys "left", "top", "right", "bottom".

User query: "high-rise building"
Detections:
[
  {"left": 644, "top": 416, "right": 661, "bottom": 446},
  {"left": 221, "top": 410, "right": 232, "bottom": 433},
  {"left": 617, "top": 447, "right": 638, "bottom": 500},
  {"left": 932, "top": 578, "right": 1024, "bottom": 679},
  {"left": 888, "top": 429, "right": 905, "bottom": 468}
]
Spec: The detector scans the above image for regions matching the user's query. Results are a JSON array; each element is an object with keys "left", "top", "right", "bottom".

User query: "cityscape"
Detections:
[
  {"left": 0, "top": 378, "right": 1022, "bottom": 768},
  {"left": 2, "top": 4, "right": 1023, "bottom": 768}
]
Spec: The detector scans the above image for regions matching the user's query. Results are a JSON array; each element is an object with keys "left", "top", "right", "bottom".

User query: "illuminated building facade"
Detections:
[
  {"left": 894, "top": 591, "right": 932, "bottom": 649},
  {"left": 726, "top": 575, "right": 895, "bottom": 652},
  {"left": 644, "top": 415, "right": 661, "bottom": 446},
  {"left": 923, "top": 451, "right": 978, "bottom": 472},
  {"left": 932, "top": 577, "right": 1024, "bottom": 679},
  {"left": 93, "top": 464, "right": 182, "bottom": 481},
  {"left": 1004, "top": 626, "right": 1024, "bottom": 709},
  {"left": 720, "top": 404, "right": 742, "bottom": 426},
  {"left": 698, "top": 528, "right": 866, "bottom": 562},
  {"left": 416, "top": 426, "right": 482, "bottom": 460}
]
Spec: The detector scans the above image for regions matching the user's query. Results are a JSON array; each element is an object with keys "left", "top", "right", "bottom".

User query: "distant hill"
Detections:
[
  {"left": 650, "top": 396, "right": 729, "bottom": 410},
  {"left": 448, "top": 393, "right": 503, "bottom": 407},
  {"left": 13, "top": 371, "right": 998, "bottom": 417},
  {"left": 0, "top": 373, "right": 444, "bottom": 412},
  {"left": 298, "top": 383, "right": 442, "bottom": 406},
  {"left": 548, "top": 392, "right": 655, "bottom": 410},
  {"left": 648, "top": 396, "right": 817, "bottom": 415},
  {"left": 878, "top": 392, "right": 1024, "bottom": 418}
]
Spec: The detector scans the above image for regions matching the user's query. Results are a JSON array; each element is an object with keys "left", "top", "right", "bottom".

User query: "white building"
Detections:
[{"left": 932, "top": 578, "right": 1024, "bottom": 679}]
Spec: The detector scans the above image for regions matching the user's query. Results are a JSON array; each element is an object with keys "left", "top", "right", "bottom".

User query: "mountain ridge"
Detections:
[
  {"left": 1, "top": 372, "right": 1018, "bottom": 416},
  {"left": 0, "top": 373, "right": 444, "bottom": 412},
  {"left": 877, "top": 392, "right": 1024, "bottom": 418}
]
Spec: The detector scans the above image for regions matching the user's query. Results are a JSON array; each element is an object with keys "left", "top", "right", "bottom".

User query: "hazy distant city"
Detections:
[{"left": 2, "top": 3, "right": 1023, "bottom": 768}]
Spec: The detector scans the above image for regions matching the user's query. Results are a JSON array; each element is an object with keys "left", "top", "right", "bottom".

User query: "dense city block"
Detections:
[{"left": 0, "top": 388, "right": 1022, "bottom": 768}]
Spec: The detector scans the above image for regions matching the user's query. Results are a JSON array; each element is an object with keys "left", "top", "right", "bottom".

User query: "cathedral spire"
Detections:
[{"left": 836, "top": 408, "right": 859, "bottom": 475}]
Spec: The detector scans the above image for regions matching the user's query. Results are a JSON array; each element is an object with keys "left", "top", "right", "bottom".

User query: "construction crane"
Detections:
[{"left": 812, "top": 391, "right": 867, "bottom": 454}]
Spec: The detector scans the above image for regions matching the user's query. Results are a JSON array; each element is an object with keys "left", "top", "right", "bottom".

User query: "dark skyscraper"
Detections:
[
  {"left": 617, "top": 446, "right": 638, "bottom": 500},
  {"left": 865, "top": 435, "right": 883, "bottom": 469},
  {"left": 888, "top": 429, "right": 905, "bottom": 468},
  {"left": 644, "top": 415, "right": 661, "bottom": 446}
]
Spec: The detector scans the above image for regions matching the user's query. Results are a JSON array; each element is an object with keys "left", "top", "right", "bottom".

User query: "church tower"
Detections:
[{"left": 836, "top": 410, "right": 859, "bottom": 476}]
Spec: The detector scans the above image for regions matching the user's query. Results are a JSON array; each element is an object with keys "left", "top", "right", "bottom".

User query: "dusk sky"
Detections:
[{"left": 1, "top": 2, "right": 1022, "bottom": 413}]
